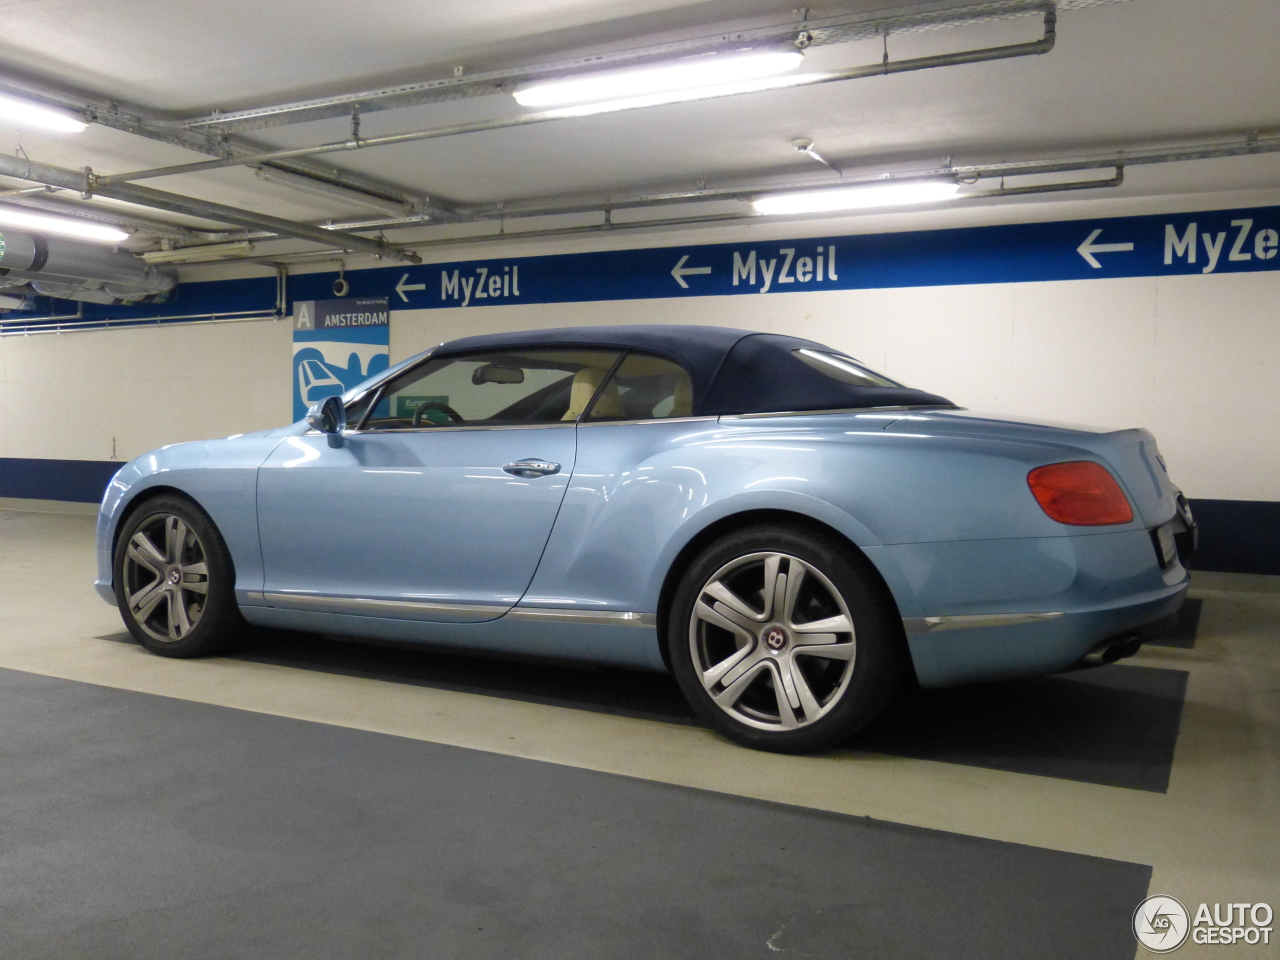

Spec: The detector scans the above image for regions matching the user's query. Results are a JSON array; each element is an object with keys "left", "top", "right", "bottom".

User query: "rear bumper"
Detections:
[
  {"left": 876, "top": 526, "right": 1191, "bottom": 688},
  {"left": 905, "top": 578, "right": 1187, "bottom": 687}
]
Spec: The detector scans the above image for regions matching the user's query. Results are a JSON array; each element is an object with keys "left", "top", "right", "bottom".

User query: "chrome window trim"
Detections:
[
  {"left": 722, "top": 404, "right": 958, "bottom": 421},
  {"left": 902, "top": 612, "right": 1064, "bottom": 635},
  {"left": 263, "top": 592, "right": 508, "bottom": 622},
  {"left": 506, "top": 607, "right": 657, "bottom": 627},
  {"left": 577, "top": 415, "right": 718, "bottom": 427},
  {"left": 346, "top": 421, "right": 579, "bottom": 436}
]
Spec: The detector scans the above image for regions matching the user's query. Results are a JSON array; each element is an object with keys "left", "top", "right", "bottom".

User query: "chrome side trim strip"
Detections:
[
  {"left": 506, "top": 607, "right": 657, "bottom": 627},
  {"left": 263, "top": 592, "right": 508, "bottom": 622},
  {"left": 902, "top": 612, "right": 1065, "bottom": 635}
]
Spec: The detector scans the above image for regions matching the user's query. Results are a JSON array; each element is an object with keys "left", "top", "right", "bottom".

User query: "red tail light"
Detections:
[{"left": 1027, "top": 461, "right": 1134, "bottom": 526}]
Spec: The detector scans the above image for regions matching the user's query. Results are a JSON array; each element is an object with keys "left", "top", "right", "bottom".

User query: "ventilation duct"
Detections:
[{"left": 0, "top": 228, "right": 176, "bottom": 304}]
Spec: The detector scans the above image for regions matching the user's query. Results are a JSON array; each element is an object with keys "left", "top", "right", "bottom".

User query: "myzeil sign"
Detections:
[
  {"left": 292, "top": 297, "right": 389, "bottom": 421},
  {"left": 380, "top": 204, "right": 1280, "bottom": 309}
]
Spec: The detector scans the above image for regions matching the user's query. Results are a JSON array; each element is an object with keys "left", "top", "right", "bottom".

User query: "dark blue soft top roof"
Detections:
[{"left": 437, "top": 324, "right": 952, "bottom": 415}]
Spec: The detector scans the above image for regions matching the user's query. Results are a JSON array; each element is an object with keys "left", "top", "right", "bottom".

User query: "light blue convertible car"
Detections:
[{"left": 96, "top": 325, "right": 1195, "bottom": 752}]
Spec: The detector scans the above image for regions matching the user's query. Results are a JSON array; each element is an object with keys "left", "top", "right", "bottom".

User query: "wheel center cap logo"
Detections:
[
  {"left": 763, "top": 626, "right": 788, "bottom": 651},
  {"left": 167, "top": 568, "right": 182, "bottom": 586}
]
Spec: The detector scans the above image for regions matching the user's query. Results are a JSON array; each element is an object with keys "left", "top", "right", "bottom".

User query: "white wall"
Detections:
[
  {"left": 3, "top": 262, "right": 1278, "bottom": 503},
  {"left": 0, "top": 318, "right": 292, "bottom": 463}
]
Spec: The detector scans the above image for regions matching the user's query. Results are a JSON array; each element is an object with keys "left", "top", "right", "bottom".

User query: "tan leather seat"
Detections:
[
  {"left": 562, "top": 367, "right": 624, "bottom": 420},
  {"left": 670, "top": 373, "right": 693, "bottom": 417}
]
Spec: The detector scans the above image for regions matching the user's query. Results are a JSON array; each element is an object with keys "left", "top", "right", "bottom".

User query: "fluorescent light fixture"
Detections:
[
  {"left": 140, "top": 240, "right": 255, "bottom": 264},
  {"left": 514, "top": 49, "right": 804, "bottom": 108},
  {"left": 0, "top": 207, "right": 127, "bottom": 243},
  {"left": 254, "top": 166, "right": 412, "bottom": 217},
  {"left": 753, "top": 180, "right": 961, "bottom": 216},
  {"left": 0, "top": 93, "right": 87, "bottom": 133}
]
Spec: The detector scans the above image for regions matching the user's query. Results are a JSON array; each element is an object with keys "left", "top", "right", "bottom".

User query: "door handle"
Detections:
[{"left": 503, "top": 459, "right": 561, "bottom": 478}]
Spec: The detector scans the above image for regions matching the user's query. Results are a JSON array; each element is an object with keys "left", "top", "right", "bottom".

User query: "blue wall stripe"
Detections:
[
  {"left": 0, "top": 458, "right": 121, "bottom": 505},
  {"left": 2, "top": 458, "right": 1272, "bottom": 576},
  {"left": 1184, "top": 499, "right": 1280, "bottom": 576},
  {"left": 4, "top": 203, "right": 1280, "bottom": 332}
]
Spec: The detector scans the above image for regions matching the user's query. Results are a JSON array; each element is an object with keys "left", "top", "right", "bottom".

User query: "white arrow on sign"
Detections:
[
  {"left": 1077, "top": 228, "right": 1135, "bottom": 269},
  {"left": 395, "top": 272, "right": 426, "bottom": 302},
  {"left": 670, "top": 254, "right": 712, "bottom": 289}
]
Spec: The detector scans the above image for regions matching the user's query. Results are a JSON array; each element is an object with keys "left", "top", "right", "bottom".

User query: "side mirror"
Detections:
[{"left": 306, "top": 395, "right": 347, "bottom": 448}]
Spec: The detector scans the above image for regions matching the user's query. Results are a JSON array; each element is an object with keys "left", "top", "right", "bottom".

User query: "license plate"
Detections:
[{"left": 1155, "top": 523, "right": 1177, "bottom": 567}]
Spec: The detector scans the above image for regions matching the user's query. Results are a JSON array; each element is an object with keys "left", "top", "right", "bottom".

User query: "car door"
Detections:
[
  {"left": 522, "top": 351, "right": 708, "bottom": 614},
  {"left": 256, "top": 347, "right": 622, "bottom": 622}
]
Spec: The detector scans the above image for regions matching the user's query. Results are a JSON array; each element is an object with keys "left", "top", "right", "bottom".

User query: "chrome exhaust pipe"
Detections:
[{"left": 1082, "top": 635, "right": 1143, "bottom": 667}]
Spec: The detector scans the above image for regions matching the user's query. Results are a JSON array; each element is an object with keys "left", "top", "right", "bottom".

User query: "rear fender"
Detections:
[{"left": 646, "top": 489, "right": 923, "bottom": 619}]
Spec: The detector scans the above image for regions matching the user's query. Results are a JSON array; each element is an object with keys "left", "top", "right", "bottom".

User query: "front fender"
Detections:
[{"left": 94, "top": 433, "right": 288, "bottom": 604}]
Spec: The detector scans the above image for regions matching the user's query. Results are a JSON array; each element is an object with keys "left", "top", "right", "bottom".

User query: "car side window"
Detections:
[
  {"left": 357, "top": 348, "right": 622, "bottom": 429},
  {"left": 584, "top": 352, "right": 694, "bottom": 422}
]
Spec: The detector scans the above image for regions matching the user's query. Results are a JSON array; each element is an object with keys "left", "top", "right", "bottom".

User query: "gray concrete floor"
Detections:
[{"left": 1, "top": 502, "right": 1278, "bottom": 957}]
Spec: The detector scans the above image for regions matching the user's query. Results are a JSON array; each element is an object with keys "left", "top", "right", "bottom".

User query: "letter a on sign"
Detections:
[{"left": 294, "top": 301, "right": 313, "bottom": 330}]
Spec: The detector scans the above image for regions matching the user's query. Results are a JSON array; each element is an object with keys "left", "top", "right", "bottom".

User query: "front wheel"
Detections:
[
  {"left": 113, "top": 495, "right": 247, "bottom": 657},
  {"left": 668, "top": 524, "right": 905, "bottom": 753}
]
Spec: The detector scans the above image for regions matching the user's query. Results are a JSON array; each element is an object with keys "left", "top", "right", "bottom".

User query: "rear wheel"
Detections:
[
  {"left": 113, "top": 495, "right": 247, "bottom": 657},
  {"left": 668, "top": 524, "right": 904, "bottom": 753}
]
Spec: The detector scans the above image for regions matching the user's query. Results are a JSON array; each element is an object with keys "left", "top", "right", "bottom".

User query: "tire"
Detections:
[
  {"left": 113, "top": 494, "right": 248, "bottom": 657},
  {"left": 668, "top": 523, "right": 905, "bottom": 754}
]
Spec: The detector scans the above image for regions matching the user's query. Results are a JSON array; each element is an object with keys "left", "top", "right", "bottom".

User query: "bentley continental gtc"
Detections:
[{"left": 96, "top": 325, "right": 1196, "bottom": 752}]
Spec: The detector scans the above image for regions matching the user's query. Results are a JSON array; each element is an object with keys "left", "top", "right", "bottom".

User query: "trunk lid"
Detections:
[{"left": 883, "top": 410, "right": 1179, "bottom": 526}]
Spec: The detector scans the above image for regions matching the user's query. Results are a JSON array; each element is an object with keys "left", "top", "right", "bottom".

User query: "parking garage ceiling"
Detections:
[{"left": 0, "top": 0, "right": 1278, "bottom": 262}]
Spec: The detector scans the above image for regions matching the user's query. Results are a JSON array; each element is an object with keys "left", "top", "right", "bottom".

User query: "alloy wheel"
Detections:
[
  {"left": 688, "top": 551, "right": 857, "bottom": 731},
  {"left": 121, "top": 513, "right": 210, "bottom": 642}
]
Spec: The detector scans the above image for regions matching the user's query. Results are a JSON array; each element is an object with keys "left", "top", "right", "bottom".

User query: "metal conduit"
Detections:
[
  {"left": 80, "top": 127, "right": 1272, "bottom": 262},
  {"left": 34, "top": 167, "right": 1132, "bottom": 275},
  {"left": 0, "top": 152, "right": 421, "bottom": 262},
  {"left": 0, "top": 309, "right": 280, "bottom": 337},
  {"left": 168, "top": 0, "right": 1067, "bottom": 133},
  {"left": 434, "top": 135, "right": 1279, "bottom": 226},
  {"left": 95, "top": 12, "right": 1057, "bottom": 186}
]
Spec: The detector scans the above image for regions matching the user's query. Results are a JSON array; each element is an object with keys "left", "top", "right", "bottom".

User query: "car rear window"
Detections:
[{"left": 793, "top": 349, "right": 903, "bottom": 388}]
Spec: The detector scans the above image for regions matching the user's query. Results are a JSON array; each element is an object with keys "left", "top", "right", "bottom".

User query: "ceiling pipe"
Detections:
[
  {"left": 0, "top": 82, "right": 439, "bottom": 217},
  {"left": 94, "top": 10, "right": 1057, "bottom": 186},
  {"left": 0, "top": 0, "right": 1111, "bottom": 232},
  {"left": 4, "top": 193, "right": 207, "bottom": 241},
  {"left": 443, "top": 132, "right": 1280, "bottom": 223},
  {"left": 0, "top": 151, "right": 421, "bottom": 262},
  {"left": 168, "top": 0, "right": 1071, "bottom": 132},
  {"left": 0, "top": 228, "right": 177, "bottom": 302},
  {"left": 90, "top": 124, "right": 1274, "bottom": 261},
  {"left": 215, "top": 169, "right": 1132, "bottom": 263}
]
